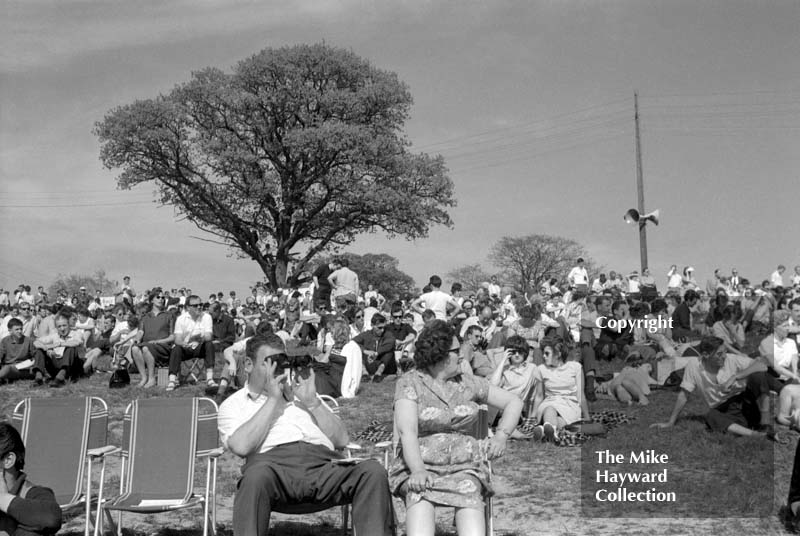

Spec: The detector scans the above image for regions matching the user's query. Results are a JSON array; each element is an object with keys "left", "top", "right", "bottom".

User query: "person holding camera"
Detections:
[{"left": 218, "top": 333, "right": 393, "bottom": 536}]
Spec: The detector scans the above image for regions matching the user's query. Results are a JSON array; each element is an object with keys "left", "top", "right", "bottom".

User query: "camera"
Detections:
[{"left": 476, "top": 336, "right": 488, "bottom": 352}]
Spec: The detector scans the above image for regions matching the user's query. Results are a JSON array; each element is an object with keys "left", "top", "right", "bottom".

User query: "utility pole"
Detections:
[{"left": 634, "top": 91, "right": 647, "bottom": 272}]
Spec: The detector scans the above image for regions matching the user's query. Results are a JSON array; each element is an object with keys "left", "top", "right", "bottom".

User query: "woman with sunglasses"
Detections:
[
  {"left": 530, "top": 338, "right": 590, "bottom": 442},
  {"left": 390, "top": 320, "right": 522, "bottom": 536},
  {"left": 489, "top": 336, "right": 536, "bottom": 418},
  {"left": 0, "top": 423, "right": 62, "bottom": 535}
]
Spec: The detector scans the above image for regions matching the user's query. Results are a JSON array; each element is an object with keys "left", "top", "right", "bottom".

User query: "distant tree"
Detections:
[
  {"left": 445, "top": 264, "right": 494, "bottom": 296},
  {"left": 314, "top": 252, "right": 416, "bottom": 301},
  {"left": 95, "top": 43, "right": 455, "bottom": 289},
  {"left": 488, "top": 235, "right": 600, "bottom": 295},
  {"left": 48, "top": 270, "right": 117, "bottom": 298}
]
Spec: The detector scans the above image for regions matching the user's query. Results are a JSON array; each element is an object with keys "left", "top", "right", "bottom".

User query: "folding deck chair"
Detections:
[
  {"left": 100, "top": 397, "right": 223, "bottom": 536},
  {"left": 12, "top": 396, "right": 118, "bottom": 536}
]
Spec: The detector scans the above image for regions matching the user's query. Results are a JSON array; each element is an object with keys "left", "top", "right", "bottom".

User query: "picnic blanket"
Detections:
[
  {"left": 354, "top": 411, "right": 635, "bottom": 448},
  {"left": 518, "top": 410, "right": 635, "bottom": 447},
  {"left": 353, "top": 420, "right": 393, "bottom": 443}
]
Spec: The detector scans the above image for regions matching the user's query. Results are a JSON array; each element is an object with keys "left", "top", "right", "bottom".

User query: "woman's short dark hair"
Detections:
[
  {"left": 0, "top": 422, "right": 25, "bottom": 470},
  {"left": 414, "top": 320, "right": 455, "bottom": 370},
  {"left": 651, "top": 299, "right": 668, "bottom": 314},
  {"left": 541, "top": 337, "right": 569, "bottom": 363},
  {"left": 504, "top": 335, "right": 529, "bottom": 356}
]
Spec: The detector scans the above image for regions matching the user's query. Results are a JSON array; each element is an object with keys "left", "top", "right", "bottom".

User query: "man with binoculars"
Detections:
[{"left": 218, "top": 333, "right": 394, "bottom": 536}]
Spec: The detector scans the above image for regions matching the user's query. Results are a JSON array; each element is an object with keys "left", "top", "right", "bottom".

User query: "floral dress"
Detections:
[{"left": 388, "top": 370, "right": 492, "bottom": 509}]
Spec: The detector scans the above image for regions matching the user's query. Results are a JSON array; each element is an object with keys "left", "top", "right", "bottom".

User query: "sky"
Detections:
[{"left": 2, "top": 0, "right": 799, "bottom": 295}]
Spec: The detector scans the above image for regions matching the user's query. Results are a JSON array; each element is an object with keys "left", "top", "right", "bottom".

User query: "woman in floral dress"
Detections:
[{"left": 390, "top": 320, "right": 523, "bottom": 536}]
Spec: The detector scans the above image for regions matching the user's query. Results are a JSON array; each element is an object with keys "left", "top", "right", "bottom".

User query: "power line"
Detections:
[{"left": 0, "top": 201, "right": 156, "bottom": 208}]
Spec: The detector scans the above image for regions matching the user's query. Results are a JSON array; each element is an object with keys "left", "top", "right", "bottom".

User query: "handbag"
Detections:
[{"left": 109, "top": 359, "right": 131, "bottom": 388}]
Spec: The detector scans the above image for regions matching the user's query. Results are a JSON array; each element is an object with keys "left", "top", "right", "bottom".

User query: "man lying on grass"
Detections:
[{"left": 651, "top": 335, "right": 786, "bottom": 442}]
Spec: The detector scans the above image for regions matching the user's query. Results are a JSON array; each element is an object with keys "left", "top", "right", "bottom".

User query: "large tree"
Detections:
[
  {"left": 95, "top": 44, "right": 454, "bottom": 288},
  {"left": 445, "top": 264, "right": 494, "bottom": 296},
  {"left": 48, "top": 270, "right": 117, "bottom": 298},
  {"left": 314, "top": 252, "right": 417, "bottom": 301},
  {"left": 488, "top": 235, "right": 600, "bottom": 294}
]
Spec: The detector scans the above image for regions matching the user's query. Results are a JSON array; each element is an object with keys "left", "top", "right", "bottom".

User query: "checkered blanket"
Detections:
[
  {"left": 517, "top": 410, "right": 635, "bottom": 447},
  {"left": 353, "top": 420, "right": 393, "bottom": 443}
]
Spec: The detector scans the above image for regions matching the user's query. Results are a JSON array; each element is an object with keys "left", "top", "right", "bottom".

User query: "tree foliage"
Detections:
[
  {"left": 488, "top": 235, "right": 600, "bottom": 294},
  {"left": 95, "top": 43, "right": 454, "bottom": 288},
  {"left": 445, "top": 264, "right": 494, "bottom": 296},
  {"left": 48, "top": 270, "right": 117, "bottom": 298},
  {"left": 314, "top": 252, "right": 416, "bottom": 301}
]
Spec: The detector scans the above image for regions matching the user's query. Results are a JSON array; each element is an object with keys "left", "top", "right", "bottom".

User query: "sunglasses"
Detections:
[
  {"left": 392, "top": 315, "right": 403, "bottom": 319},
  {"left": 355, "top": 314, "right": 364, "bottom": 319},
  {"left": 188, "top": 302, "right": 201, "bottom": 307}
]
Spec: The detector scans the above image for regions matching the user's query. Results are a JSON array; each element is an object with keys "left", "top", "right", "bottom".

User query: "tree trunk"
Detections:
[{"left": 274, "top": 257, "right": 289, "bottom": 289}]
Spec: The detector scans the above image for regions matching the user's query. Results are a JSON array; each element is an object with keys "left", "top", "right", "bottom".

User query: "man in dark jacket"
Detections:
[
  {"left": 0, "top": 422, "right": 62, "bottom": 536},
  {"left": 352, "top": 313, "right": 396, "bottom": 382}
]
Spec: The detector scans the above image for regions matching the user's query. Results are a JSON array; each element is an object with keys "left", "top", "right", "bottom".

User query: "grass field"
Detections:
[{"left": 0, "top": 350, "right": 796, "bottom": 536}]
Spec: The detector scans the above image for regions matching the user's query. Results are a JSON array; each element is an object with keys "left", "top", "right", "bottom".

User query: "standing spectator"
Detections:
[
  {"left": 729, "top": 268, "right": 740, "bottom": 290},
  {"left": 411, "top": 275, "right": 461, "bottom": 321},
  {"left": 313, "top": 259, "right": 339, "bottom": 312},
  {"left": 76, "top": 287, "right": 91, "bottom": 309},
  {"left": 682, "top": 266, "right": 699, "bottom": 292},
  {"left": 706, "top": 269, "right": 721, "bottom": 296},
  {"left": 666, "top": 265, "right": 683, "bottom": 294},
  {"left": 567, "top": 258, "right": 589, "bottom": 293},
  {"left": 773, "top": 265, "right": 787, "bottom": 288},
  {"left": 328, "top": 257, "right": 359, "bottom": 309},
  {"left": 167, "top": 295, "right": 216, "bottom": 391},
  {"left": 487, "top": 276, "right": 502, "bottom": 300},
  {"left": 640, "top": 268, "right": 658, "bottom": 300},
  {"left": 792, "top": 266, "right": 800, "bottom": 290}
]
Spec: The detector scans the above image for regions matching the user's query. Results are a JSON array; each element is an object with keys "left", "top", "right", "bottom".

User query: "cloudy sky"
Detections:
[{"left": 2, "top": 0, "right": 798, "bottom": 294}]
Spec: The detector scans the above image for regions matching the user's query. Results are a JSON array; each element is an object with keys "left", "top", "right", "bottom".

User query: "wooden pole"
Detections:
[{"left": 634, "top": 91, "right": 648, "bottom": 272}]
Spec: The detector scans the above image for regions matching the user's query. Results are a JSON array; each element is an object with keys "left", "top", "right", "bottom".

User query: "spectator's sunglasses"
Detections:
[
  {"left": 354, "top": 313, "right": 364, "bottom": 319},
  {"left": 19, "top": 305, "right": 30, "bottom": 311},
  {"left": 392, "top": 314, "right": 403, "bottom": 320},
  {"left": 506, "top": 347, "right": 527, "bottom": 355}
]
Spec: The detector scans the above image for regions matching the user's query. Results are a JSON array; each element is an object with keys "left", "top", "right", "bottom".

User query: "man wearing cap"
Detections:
[{"left": 567, "top": 258, "right": 589, "bottom": 293}]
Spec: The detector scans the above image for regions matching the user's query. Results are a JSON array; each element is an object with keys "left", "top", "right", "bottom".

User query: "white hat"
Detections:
[{"left": 687, "top": 266, "right": 695, "bottom": 273}]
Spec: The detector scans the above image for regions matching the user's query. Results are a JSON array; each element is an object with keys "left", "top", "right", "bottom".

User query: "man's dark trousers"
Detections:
[{"left": 234, "top": 442, "right": 394, "bottom": 536}]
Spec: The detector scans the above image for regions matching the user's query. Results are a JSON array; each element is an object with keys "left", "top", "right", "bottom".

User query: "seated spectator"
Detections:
[
  {"left": 0, "top": 422, "right": 62, "bottom": 536},
  {"left": 83, "top": 314, "right": 115, "bottom": 374},
  {"left": 216, "top": 320, "right": 275, "bottom": 399},
  {"left": 32, "top": 313, "right": 82, "bottom": 387},
  {"left": 0, "top": 318, "right": 36, "bottom": 383},
  {"left": 16, "top": 303, "right": 37, "bottom": 340},
  {"left": 73, "top": 307, "right": 95, "bottom": 345},
  {"left": 459, "top": 304, "right": 498, "bottom": 342},
  {"left": 489, "top": 336, "right": 536, "bottom": 422},
  {"left": 651, "top": 336, "right": 784, "bottom": 440},
  {"left": 507, "top": 305, "right": 547, "bottom": 355},
  {"left": 167, "top": 295, "right": 216, "bottom": 392},
  {"left": 460, "top": 325, "right": 495, "bottom": 377},
  {"left": 671, "top": 290, "right": 699, "bottom": 341},
  {"left": 131, "top": 290, "right": 175, "bottom": 388},
  {"left": 390, "top": 320, "right": 522, "bottom": 535},
  {"left": 596, "top": 362, "right": 656, "bottom": 406},
  {"left": 385, "top": 305, "right": 416, "bottom": 354},
  {"left": 218, "top": 334, "right": 393, "bottom": 535},
  {"left": 314, "top": 317, "right": 363, "bottom": 398},
  {"left": 353, "top": 313, "right": 396, "bottom": 383},
  {"left": 759, "top": 310, "right": 799, "bottom": 383},
  {"left": 711, "top": 305, "right": 747, "bottom": 357},
  {"left": 210, "top": 302, "right": 236, "bottom": 353},
  {"left": 530, "top": 338, "right": 590, "bottom": 442},
  {"left": 596, "top": 300, "right": 634, "bottom": 359}
]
